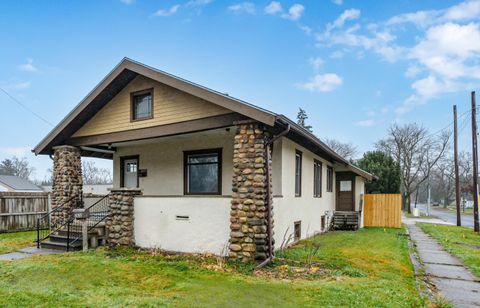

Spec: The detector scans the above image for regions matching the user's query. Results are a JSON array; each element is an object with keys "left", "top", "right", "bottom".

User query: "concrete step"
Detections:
[{"left": 40, "top": 240, "right": 82, "bottom": 251}]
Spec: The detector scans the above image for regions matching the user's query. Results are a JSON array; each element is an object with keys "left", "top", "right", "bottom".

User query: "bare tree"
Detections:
[
  {"left": 324, "top": 138, "right": 358, "bottom": 160},
  {"left": 430, "top": 155, "right": 456, "bottom": 207},
  {"left": 82, "top": 161, "right": 112, "bottom": 185},
  {"left": 0, "top": 156, "right": 35, "bottom": 180},
  {"left": 376, "top": 123, "right": 450, "bottom": 213}
]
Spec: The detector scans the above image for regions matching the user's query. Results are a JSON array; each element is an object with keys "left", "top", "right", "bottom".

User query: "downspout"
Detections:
[{"left": 257, "top": 121, "right": 290, "bottom": 268}]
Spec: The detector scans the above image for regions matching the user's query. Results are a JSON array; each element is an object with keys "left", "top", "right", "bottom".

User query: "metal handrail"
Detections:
[
  {"left": 36, "top": 195, "right": 79, "bottom": 248},
  {"left": 66, "top": 194, "right": 110, "bottom": 250}
]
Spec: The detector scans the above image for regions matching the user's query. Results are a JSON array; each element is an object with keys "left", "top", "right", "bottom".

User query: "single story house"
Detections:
[
  {"left": 33, "top": 58, "right": 373, "bottom": 261},
  {"left": 0, "top": 175, "right": 43, "bottom": 192}
]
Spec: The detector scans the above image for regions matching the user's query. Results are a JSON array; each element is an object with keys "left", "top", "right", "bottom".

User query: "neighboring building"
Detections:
[
  {"left": 42, "top": 184, "right": 112, "bottom": 196},
  {"left": 33, "top": 58, "right": 374, "bottom": 261},
  {"left": 0, "top": 175, "right": 43, "bottom": 192}
]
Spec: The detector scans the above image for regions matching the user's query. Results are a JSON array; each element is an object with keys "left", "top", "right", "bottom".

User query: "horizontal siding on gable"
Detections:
[{"left": 73, "top": 75, "right": 231, "bottom": 137}]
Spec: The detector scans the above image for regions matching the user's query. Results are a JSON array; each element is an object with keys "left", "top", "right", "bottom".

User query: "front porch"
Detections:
[{"left": 41, "top": 122, "right": 276, "bottom": 261}]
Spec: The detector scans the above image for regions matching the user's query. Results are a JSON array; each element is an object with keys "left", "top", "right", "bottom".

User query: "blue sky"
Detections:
[{"left": 1, "top": 0, "right": 479, "bottom": 181}]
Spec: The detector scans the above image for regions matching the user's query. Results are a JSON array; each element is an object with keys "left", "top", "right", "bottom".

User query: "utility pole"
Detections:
[
  {"left": 427, "top": 181, "right": 431, "bottom": 216},
  {"left": 471, "top": 91, "right": 479, "bottom": 233},
  {"left": 454, "top": 105, "right": 462, "bottom": 226}
]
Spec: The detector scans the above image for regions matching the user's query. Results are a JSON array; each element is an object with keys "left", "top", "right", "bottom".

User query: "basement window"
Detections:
[
  {"left": 131, "top": 88, "right": 153, "bottom": 121},
  {"left": 294, "top": 221, "right": 301, "bottom": 242}
]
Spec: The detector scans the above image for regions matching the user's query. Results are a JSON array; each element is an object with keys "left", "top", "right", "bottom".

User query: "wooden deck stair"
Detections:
[{"left": 332, "top": 211, "right": 360, "bottom": 230}]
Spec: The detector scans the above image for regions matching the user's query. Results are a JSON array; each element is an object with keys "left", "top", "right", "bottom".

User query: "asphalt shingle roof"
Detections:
[{"left": 0, "top": 175, "right": 43, "bottom": 191}]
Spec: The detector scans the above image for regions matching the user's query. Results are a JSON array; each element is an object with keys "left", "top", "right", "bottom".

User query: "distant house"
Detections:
[
  {"left": 0, "top": 175, "right": 43, "bottom": 192},
  {"left": 42, "top": 184, "right": 112, "bottom": 196}
]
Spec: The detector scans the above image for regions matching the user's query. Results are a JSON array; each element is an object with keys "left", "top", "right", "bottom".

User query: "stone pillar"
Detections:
[
  {"left": 51, "top": 145, "right": 83, "bottom": 227},
  {"left": 106, "top": 188, "right": 142, "bottom": 247},
  {"left": 230, "top": 122, "right": 271, "bottom": 261}
]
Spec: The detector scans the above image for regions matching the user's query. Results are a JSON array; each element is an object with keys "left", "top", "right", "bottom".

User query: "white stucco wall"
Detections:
[
  {"left": 134, "top": 196, "right": 230, "bottom": 255},
  {"left": 355, "top": 175, "right": 366, "bottom": 228},
  {"left": 112, "top": 128, "right": 283, "bottom": 196},
  {"left": 273, "top": 138, "right": 337, "bottom": 247}
]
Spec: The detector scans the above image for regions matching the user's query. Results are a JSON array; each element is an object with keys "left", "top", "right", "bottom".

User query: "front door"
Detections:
[
  {"left": 336, "top": 172, "right": 355, "bottom": 211},
  {"left": 122, "top": 157, "right": 138, "bottom": 188}
]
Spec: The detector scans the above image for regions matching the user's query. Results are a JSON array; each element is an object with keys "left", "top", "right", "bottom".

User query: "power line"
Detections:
[{"left": 0, "top": 87, "right": 54, "bottom": 127}]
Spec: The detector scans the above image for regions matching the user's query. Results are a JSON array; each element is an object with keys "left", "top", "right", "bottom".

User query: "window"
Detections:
[
  {"left": 295, "top": 150, "right": 302, "bottom": 197},
  {"left": 313, "top": 160, "right": 322, "bottom": 197},
  {"left": 184, "top": 149, "right": 222, "bottom": 195},
  {"left": 326, "top": 166, "right": 334, "bottom": 192},
  {"left": 294, "top": 221, "right": 301, "bottom": 242},
  {"left": 131, "top": 89, "right": 153, "bottom": 121}
]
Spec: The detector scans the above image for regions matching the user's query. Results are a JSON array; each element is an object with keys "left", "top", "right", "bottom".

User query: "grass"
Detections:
[
  {"left": 0, "top": 228, "right": 423, "bottom": 307},
  {"left": 418, "top": 223, "right": 480, "bottom": 278},
  {"left": 443, "top": 206, "right": 474, "bottom": 215},
  {"left": 0, "top": 231, "right": 36, "bottom": 254}
]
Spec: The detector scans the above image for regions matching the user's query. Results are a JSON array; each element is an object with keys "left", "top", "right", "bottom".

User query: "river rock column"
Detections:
[
  {"left": 51, "top": 145, "right": 83, "bottom": 227},
  {"left": 106, "top": 188, "right": 142, "bottom": 247},
  {"left": 230, "top": 122, "right": 271, "bottom": 261}
]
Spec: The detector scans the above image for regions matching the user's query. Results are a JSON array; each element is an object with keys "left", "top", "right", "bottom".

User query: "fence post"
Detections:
[{"left": 36, "top": 218, "right": 40, "bottom": 249}]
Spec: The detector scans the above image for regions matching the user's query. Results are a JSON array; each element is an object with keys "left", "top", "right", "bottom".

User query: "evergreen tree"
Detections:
[
  {"left": 296, "top": 108, "right": 313, "bottom": 132},
  {"left": 357, "top": 151, "right": 401, "bottom": 194}
]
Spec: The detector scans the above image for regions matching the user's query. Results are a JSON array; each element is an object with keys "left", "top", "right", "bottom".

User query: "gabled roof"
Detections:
[
  {"left": 32, "top": 57, "right": 374, "bottom": 181},
  {"left": 33, "top": 58, "right": 277, "bottom": 156},
  {"left": 0, "top": 175, "right": 43, "bottom": 192}
]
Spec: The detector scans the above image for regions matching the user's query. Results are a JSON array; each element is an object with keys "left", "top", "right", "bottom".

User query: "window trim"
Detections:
[
  {"left": 130, "top": 88, "right": 154, "bottom": 122},
  {"left": 183, "top": 148, "right": 222, "bottom": 196},
  {"left": 295, "top": 150, "right": 302, "bottom": 197},
  {"left": 120, "top": 155, "right": 140, "bottom": 188},
  {"left": 313, "top": 159, "right": 322, "bottom": 198},
  {"left": 326, "top": 166, "right": 334, "bottom": 192}
]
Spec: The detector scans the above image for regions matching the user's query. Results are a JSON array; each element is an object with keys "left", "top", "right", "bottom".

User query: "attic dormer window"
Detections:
[{"left": 131, "top": 89, "right": 153, "bottom": 121}]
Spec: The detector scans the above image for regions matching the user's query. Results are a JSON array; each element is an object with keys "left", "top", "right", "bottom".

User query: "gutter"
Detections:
[{"left": 257, "top": 120, "right": 290, "bottom": 268}]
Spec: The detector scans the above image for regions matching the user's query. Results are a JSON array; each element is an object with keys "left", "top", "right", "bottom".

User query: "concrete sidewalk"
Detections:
[
  {"left": 0, "top": 246, "right": 62, "bottom": 261},
  {"left": 407, "top": 224, "right": 480, "bottom": 308}
]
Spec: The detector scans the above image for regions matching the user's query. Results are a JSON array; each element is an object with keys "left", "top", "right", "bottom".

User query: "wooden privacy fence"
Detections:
[
  {"left": 363, "top": 194, "right": 402, "bottom": 228},
  {"left": 0, "top": 192, "right": 49, "bottom": 232}
]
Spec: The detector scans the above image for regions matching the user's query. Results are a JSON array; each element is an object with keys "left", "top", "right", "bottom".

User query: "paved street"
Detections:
[{"left": 413, "top": 203, "right": 476, "bottom": 229}]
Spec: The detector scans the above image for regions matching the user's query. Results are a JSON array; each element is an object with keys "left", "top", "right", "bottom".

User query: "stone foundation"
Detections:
[
  {"left": 106, "top": 188, "right": 142, "bottom": 246},
  {"left": 51, "top": 145, "right": 83, "bottom": 227},
  {"left": 229, "top": 122, "right": 272, "bottom": 261}
]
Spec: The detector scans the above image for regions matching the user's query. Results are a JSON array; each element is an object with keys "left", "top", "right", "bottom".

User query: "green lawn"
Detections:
[
  {"left": 0, "top": 231, "right": 36, "bottom": 254},
  {"left": 418, "top": 223, "right": 480, "bottom": 278},
  {"left": 0, "top": 228, "right": 422, "bottom": 307}
]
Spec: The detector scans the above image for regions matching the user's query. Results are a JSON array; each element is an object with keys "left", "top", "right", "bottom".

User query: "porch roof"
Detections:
[{"left": 32, "top": 58, "right": 374, "bottom": 181}]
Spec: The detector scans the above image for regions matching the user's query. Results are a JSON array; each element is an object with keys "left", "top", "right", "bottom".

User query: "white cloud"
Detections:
[
  {"left": 332, "top": 0, "right": 343, "bottom": 5},
  {"left": 186, "top": 0, "right": 212, "bottom": 6},
  {"left": 228, "top": 2, "right": 255, "bottom": 14},
  {"left": 282, "top": 4, "right": 304, "bottom": 21},
  {"left": 299, "top": 25, "right": 313, "bottom": 35},
  {"left": 330, "top": 50, "right": 344, "bottom": 59},
  {"left": 19, "top": 58, "right": 37, "bottom": 72},
  {"left": 405, "top": 65, "right": 421, "bottom": 78},
  {"left": 328, "top": 8, "right": 361, "bottom": 30},
  {"left": 154, "top": 4, "right": 180, "bottom": 17},
  {"left": 309, "top": 57, "right": 324, "bottom": 71},
  {"left": 356, "top": 119, "right": 375, "bottom": 127},
  {"left": 4, "top": 81, "right": 31, "bottom": 90},
  {"left": 296, "top": 73, "right": 343, "bottom": 92},
  {"left": 0, "top": 147, "right": 31, "bottom": 157},
  {"left": 444, "top": 0, "right": 480, "bottom": 21},
  {"left": 265, "top": 1, "right": 282, "bottom": 15}
]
